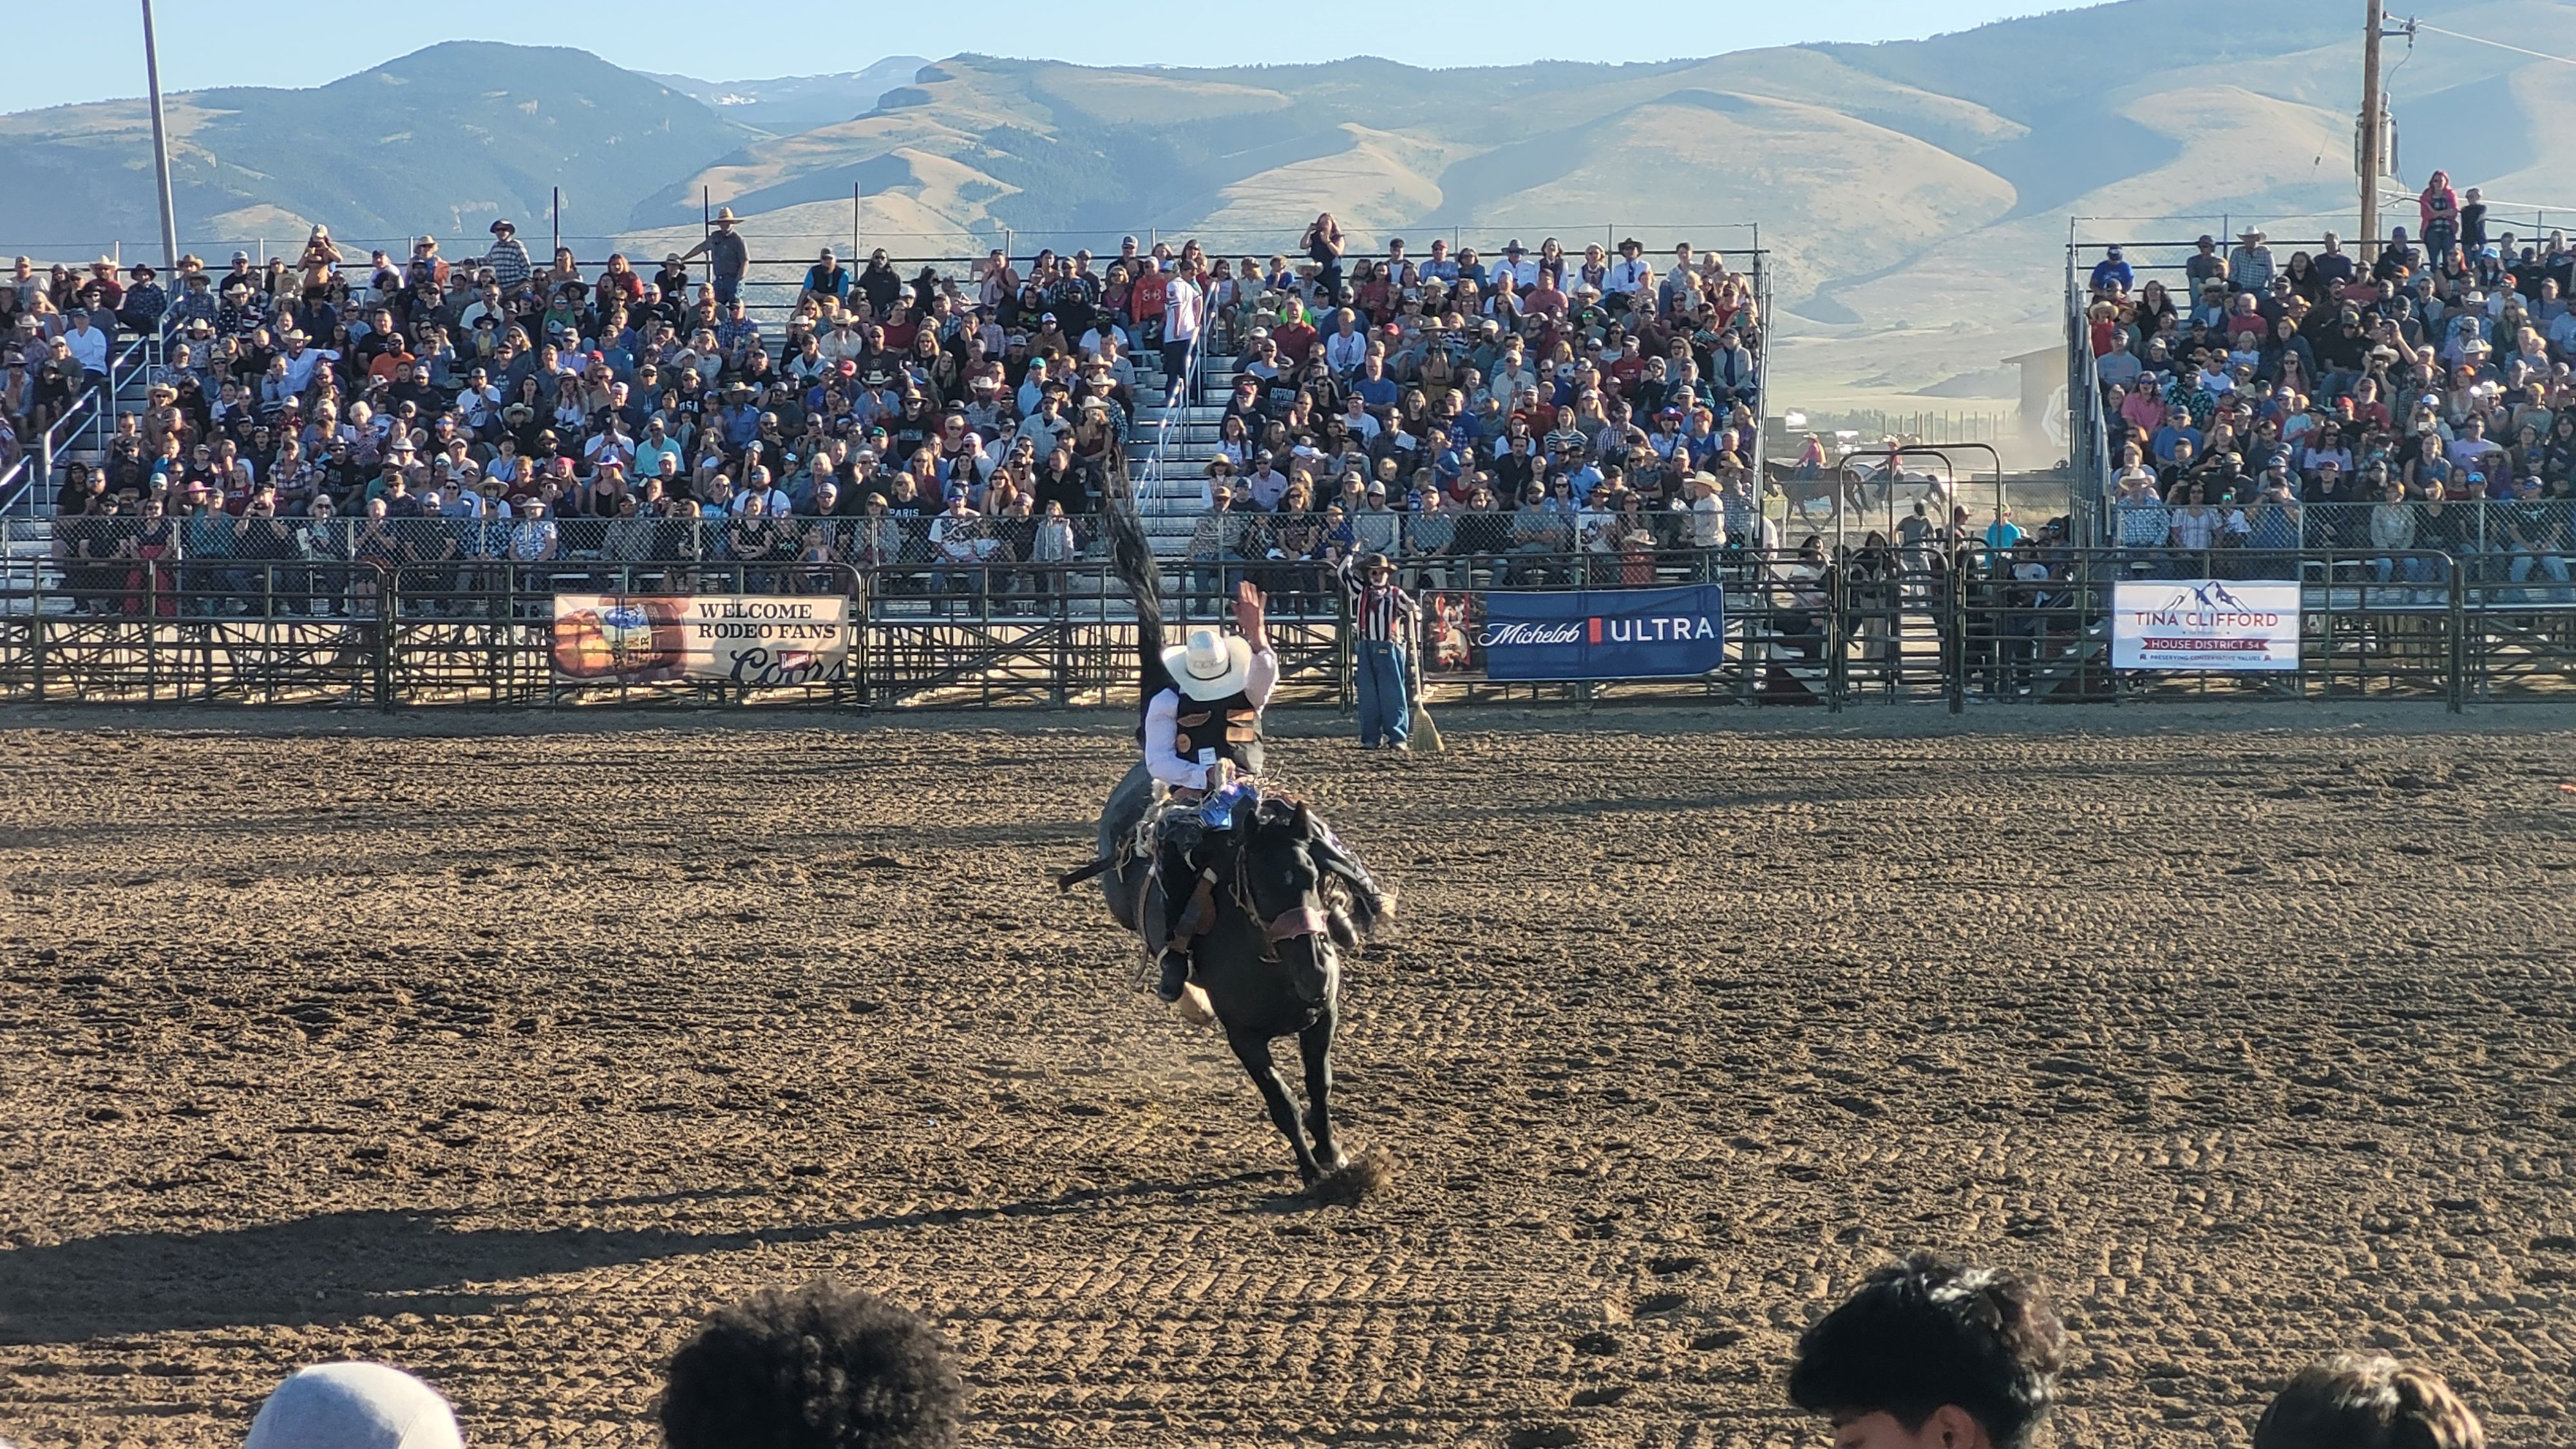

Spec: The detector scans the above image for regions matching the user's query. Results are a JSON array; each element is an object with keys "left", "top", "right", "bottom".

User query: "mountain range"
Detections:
[{"left": 3, "top": 0, "right": 2566, "bottom": 439}]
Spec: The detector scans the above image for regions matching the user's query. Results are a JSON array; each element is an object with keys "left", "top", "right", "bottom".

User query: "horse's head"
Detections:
[{"left": 1236, "top": 797, "right": 1390, "bottom": 971}]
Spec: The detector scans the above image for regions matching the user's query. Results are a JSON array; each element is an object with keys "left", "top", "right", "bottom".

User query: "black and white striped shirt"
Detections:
[{"left": 1339, "top": 559, "right": 1417, "bottom": 644}]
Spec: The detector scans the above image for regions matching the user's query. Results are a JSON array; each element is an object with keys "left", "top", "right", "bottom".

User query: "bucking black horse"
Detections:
[{"left": 1060, "top": 504, "right": 1392, "bottom": 1187}]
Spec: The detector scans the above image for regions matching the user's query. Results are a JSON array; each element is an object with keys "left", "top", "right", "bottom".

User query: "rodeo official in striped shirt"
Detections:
[{"left": 1340, "top": 552, "right": 1419, "bottom": 751}]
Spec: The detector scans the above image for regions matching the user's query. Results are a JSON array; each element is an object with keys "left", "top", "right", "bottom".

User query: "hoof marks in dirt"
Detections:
[
  {"left": 1308, "top": 1146, "right": 1396, "bottom": 1206},
  {"left": 1569, "top": 1385, "right": 1631, "bottom": 1407},
  {"left": 1506, "top": 1426, "right": 1581, "bottom": 1449}
]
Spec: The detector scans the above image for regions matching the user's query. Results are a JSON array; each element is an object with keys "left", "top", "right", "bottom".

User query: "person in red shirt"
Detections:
[
  {"left": 1130, "top": 258, "right": 1171, "bottom": 345},
  {"left": 1605, "top": 336, "right": 1648, "bottom": 398},
  {"left": 1271, "top": 305, "right": 1318, "bottom": 368}
]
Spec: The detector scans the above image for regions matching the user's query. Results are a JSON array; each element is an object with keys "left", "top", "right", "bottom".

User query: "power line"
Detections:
[{"left": 2415, "top": 21, "right": 2576, "bottom": 68}]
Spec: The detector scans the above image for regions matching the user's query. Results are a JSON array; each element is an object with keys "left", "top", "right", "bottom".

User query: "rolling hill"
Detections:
[{"left": 0, "top": 42, "right": 762, "bottom": 252}]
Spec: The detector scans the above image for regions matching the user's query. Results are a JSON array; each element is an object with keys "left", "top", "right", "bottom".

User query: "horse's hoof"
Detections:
[{"left": 1318, "top": 1150, "right": 1348, "bottom": 1174}]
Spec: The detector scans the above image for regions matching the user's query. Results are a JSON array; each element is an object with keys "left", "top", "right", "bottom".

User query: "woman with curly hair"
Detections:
[{"left": 662, "top": 1282, "right": 960, "bottom": 1449}]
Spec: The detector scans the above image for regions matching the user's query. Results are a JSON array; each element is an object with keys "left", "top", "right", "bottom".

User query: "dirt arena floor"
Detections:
[{"left": 4, "top": 705, "right": 2575, "bottom": 1448}]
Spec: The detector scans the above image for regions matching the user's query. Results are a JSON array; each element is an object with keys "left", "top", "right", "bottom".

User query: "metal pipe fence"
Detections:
[
  {"left": 5, "top": 545, "right": 2570, "bottom": 710},
  {"left": 2103, "top": 499, "right": 2576, "bottom": 588}
]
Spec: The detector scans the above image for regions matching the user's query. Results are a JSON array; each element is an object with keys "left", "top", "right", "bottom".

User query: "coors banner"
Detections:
[
  {"left": 552, "top": 595, "right": 851, "bottom": 687},
  {"left": 1477, "top": 584, "right": 1727, "bottom": 681}
]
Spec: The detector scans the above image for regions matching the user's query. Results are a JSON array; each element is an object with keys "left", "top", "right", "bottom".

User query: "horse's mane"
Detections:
[
  {"left": 1103, "top": 495, "right": 1172, "bottom": 722},
  {"left": 1247, "top": 792, "right": 1392, "bottom": 940}
]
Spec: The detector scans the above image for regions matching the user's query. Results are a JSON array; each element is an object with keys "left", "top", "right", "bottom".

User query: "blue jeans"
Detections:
[
  {"left": 2507, "top": 550, "right": 2573, "bottom": 601},
  {"left": 1356, "top": 639, "right": 1410, "bottom": 748},
  {"left": 713, "top": 275, "right": 741, "bottom": 305}
]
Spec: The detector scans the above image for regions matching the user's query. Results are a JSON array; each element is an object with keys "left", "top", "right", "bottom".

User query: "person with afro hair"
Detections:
[
  {"left": 659, "top": 1281, "right": 963, "bottom": 1449},
  {"left": 1786, "top": 1250, "right": 2065, "bottom": 1449},
  {"left": 2254, "top": 1353, "right": 2485, "bottom": 1449}
]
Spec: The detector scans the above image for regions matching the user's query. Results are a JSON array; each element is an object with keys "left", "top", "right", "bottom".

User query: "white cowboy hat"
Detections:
[
  {"left": 1161, "top": 628, "right": 1252, "bottom": 701},
  {"left": 713, "top": 207, "right": 740, "bottom": 225}
]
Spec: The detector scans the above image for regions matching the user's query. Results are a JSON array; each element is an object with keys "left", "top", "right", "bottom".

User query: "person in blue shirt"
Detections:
[
  {"left": 2088, "top": 245, "right": 2134, "bottom": 294},
  {"left": 2148, "top": 406, "right": 2204, "bottom": 464},
  {"left": 800, "top": 249, "right": 849, "bottom": 307},
  {"left": 720, "top": 388, "right": 763, "bottom": 451},
  {"left": 1983, "top": 507, "right": 2026, "bottom": 550},
  {"left": 1429, "top": 431, "right": 1466, "bottom": 497},
  {"left": 1352, "top": 355, "right": 1398, "bottom": 412},
  {"left": 1562, "top": 448, "right": 1605, "bottom": 505}
]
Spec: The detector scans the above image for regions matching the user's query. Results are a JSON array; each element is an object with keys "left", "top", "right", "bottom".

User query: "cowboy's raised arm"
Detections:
[{"left": 1233, "top": 582, "right": 1280, "bottom": 709}]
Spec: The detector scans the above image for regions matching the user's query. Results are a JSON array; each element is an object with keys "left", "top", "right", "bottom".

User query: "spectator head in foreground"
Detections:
[
  {"left": 661, "top": 1281, "right": 961, "bottom": 1449},
  {"left": 2253, "top": 1354, "right": 2485, "bottom": 1449},
  {"left": 244, "top": 1362, "right": 463, "bottom": 1449},
  {"left": 1788, "top": 1251, "right": 2065, "bottom": 1449}
]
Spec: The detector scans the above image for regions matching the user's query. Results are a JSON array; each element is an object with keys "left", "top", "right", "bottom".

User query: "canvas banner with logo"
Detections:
[
  {"left": 2110, "top": 580, "right": 2301, "bottom": 671},
  {"left": 1477, "top": 584, "right": 1727, "bottom": 681},
  {"left": 551, "top": 595, "right": 851, "bottom": 687}
]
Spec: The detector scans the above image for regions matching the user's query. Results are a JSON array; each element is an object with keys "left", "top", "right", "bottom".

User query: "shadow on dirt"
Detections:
[{"left": 0, "top": 1171, "right": 1282, "bottom": 1345}]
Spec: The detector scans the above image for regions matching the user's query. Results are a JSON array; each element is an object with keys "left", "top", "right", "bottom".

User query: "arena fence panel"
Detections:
[{"left": 5, "top": 539, "right": 2570, "bottom": 710}]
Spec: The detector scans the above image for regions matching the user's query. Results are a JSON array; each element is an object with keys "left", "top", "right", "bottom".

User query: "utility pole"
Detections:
[
  {"left": 140, "top": 0, "right": 180, "bottom": 274},
  {"left": 2358, "top": 2, "right": 2414, "bottom": 260},
  {"left": 2359, "top": 0, "right": 2385, "bottom": 258}
]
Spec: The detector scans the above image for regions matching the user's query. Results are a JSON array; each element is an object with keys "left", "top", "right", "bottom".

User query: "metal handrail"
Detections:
[
  {"left": 6, "top": 330, "right": 155, "bottom": 518},
  {"left": 1142, "top": 333, "right": 1205, "bottom": 502}
]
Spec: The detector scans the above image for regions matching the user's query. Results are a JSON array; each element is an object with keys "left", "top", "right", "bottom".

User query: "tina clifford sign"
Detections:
[
  {"left": 552, "top": 594, "right": 851, "bottom": 686},
  {"left": 2110, "top": 580, "right": 2302, "bottom": 671},
  {"left": 1477, "top": 584, "right": 1727, "bottom": 681}
]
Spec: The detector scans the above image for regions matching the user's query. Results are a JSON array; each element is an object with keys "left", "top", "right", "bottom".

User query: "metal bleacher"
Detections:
[{"left": 3, "top": 329, "right": 157, "bottom": 598}]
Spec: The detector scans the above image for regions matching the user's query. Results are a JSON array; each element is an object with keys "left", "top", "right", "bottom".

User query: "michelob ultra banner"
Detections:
[
  {"left": 1478, "top": 583, "right": 1727, "bottom": 681},
  {"left": 552, "top": 595, "right": 850, "bottom": 686},
  {"left": 2110, "top": 580, "right": 2302, "bottom": 672}
]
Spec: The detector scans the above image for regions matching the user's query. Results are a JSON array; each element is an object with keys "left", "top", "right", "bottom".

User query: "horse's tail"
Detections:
[{"left": 1106, "top": 498, "right": 1173, "bottom": 714}]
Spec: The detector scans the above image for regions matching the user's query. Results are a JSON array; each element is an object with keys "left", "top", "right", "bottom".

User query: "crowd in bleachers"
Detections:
[
  {"left": 2082, "top": 173, "right": 2576, "bottom": 598},
  {"left": 84, "top": 1262, "right": 2487, "bottom": 1449},
  {"left": 17, "top": 211, "right": 1766, "bottom": 612}
]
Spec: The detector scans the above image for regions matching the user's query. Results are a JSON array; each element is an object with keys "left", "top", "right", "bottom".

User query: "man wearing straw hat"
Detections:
[
  {"left": 679, "top": 207, "right": 750, "bottom": 306},
  {"left": 1142, "top": 581, "right": 1277, "bottom": 1003},
  {"left": 2228, "top": 227, "right": 2275, "bottom": 293}
]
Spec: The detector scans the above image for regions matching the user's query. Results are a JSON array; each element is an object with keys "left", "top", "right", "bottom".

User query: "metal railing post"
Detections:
[
  {"left": 374, "top": 565, "right": 396, "bottom": 712},
  {"left": 2447, "top": 556, "right": 2467, "bottom": 712},
  {"left": 28, "top": 578, "right": 46, "bottom": 702}
]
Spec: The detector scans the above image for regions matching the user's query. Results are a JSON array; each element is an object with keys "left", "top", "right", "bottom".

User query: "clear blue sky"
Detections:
[{"left": 14, "top": 1, "right": 2082, "bottom": 111}]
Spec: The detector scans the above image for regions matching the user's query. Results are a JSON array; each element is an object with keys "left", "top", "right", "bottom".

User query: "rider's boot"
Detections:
[{"left": 1157, "top": 946, "right": 1193, "bottom": 1003}]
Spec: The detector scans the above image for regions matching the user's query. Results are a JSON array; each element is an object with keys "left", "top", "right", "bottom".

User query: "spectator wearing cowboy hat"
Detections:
[
  {"left": 408, "top": 235, "right": 448, "bottom": 288},
  {"left": 115, "top": 263, "right": 167, "bottom": 337},
  {"left": 1606, "top": 238, "right": 1651, "bottom": 307},
  {"left": 2229, "top": 227, "right": 2276, "bottom": 293},
  {"left": 482, "top": 220, "right": 532, "bottom": 289},
  {"left": 677, "top": 207, "right": 749, "bottom": 305}
]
